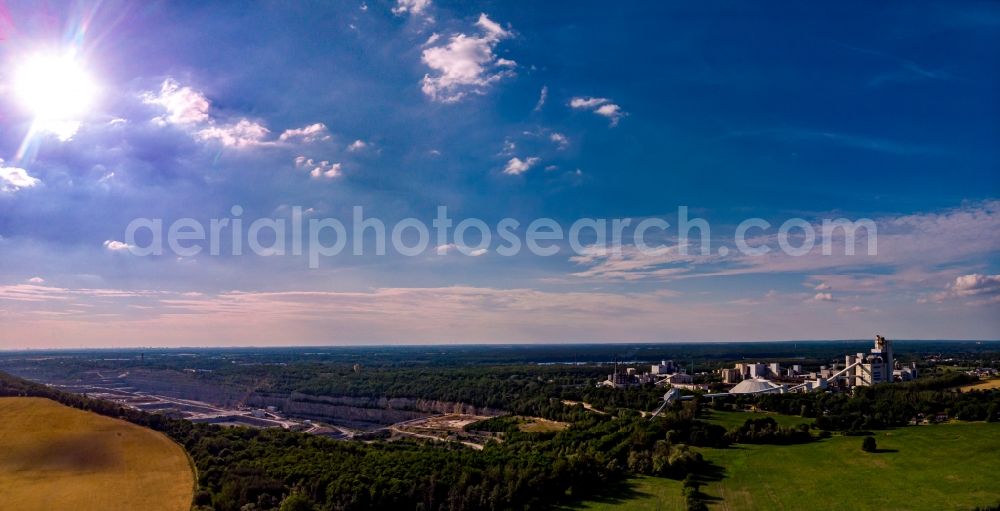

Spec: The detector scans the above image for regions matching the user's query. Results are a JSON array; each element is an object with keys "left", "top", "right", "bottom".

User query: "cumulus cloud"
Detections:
[
  {"left": 347, "top": 139, "right": 369, "bottom": 152},
  {"left": 570, "top": 96, "right": 627, "bottom": 126},
  {"left": 952, "top": 274, "right": 1000, "bottom": 296},
  {"left": 295, "top": 156, "right": 342, "bottom": 179},
  {"left": 142, "top": 79, "right": 328, "bottom": 149},
  {"left": 142, "top": 79, "right": 210, "bottom": 125},
  {"left": 503, "top": 156, "right": 540, "bottom": 175},
  {"left": 420, "top": 14, "right": 515, "bottom": 103},
  {"left": 103, "top": 240, "right": 132, "bottom": 251},
  {"left": 392, "top": 0, "right": 430, "bottom": 16},
  {"left": 0, "top": 160, "right": 41, "bottom": 192},
  {"left": 812, "top": 292, "right": 835, "bottom": 301},
  {"left": 27, "top": 277, "right": 45, "bottom": 284},
  {"left": 197, "top": 119, "right": 271, "bottom": 148},
  {"left": 278, "top": 123, "right": 332, "bottom": 143},
  {"left": 928, "top": 274, "right": 1000, "bottom": 304}
]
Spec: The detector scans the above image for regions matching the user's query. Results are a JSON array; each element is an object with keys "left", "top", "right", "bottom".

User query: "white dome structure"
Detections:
[{"left": 729, "top": 378, "right": 782, "bottom": 394}]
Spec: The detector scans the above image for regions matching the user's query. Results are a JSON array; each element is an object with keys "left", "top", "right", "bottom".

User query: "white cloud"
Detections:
[
  {"left": 278, "top": 123, "right": 331, "bottom": 143},
  {"left": 142, "top": 79, "right": 210, "bottom": 125},
  {"left": 550, "top": 132, "right": 569, "bottom": 149},
  {"left": 469, "top": 248, "right": 488, "bottom": 257},
  {"left": 295, "top": 157, "right": 342, "bottom": 179},
  {"left": 570, "top": 96, "right": 627, "bottom": 126},
  {"left": 420, "top": 14, "right": 515, "bottom": 103},
  {"left": 952, "top": 274, "right": 1000, "bottom": 296},
  {"left": 103, "top": 240, "right": 132, "bottom": 252},
  {"left": 569, "top": 97, "right": 609, "bottom": 109},
  {"left": 594, "top": 103, "right": 626, "bottom": 126},
  {"left": 928, "top": 274, "right": 1000, "bottom": 304},
  {"left": 34, "top": 120, "right": 82, "bottom": 141},
  {"left": 812, "top": 292, "right": 835, "bottom": 302},
  {"left": 569, "top": 201, "right": 1000, "bottom": 311},
  {"left": 436, "top": 243, "right": 457, "bottom": 255},
  {"left": 534, "top": 86, "right": 548, "bottom": 112},
  {"left": 197, "top": 119, "right": 271, "bottom": 148},
  {"left": 27, "top": 277, "right": 45, "bottom": 284},
  {"left": 347, "top": 139, "right": 369, "bottom": 152},
  {"left": 392, "top": 0, "right": 430, "bottom": 16},
  {"left": 475, "top": 14, "right": 508, "bottom": 39},
  {"left": 503, "top": 156, "right": 540, "bottom": 175},
  {"left": 0, "top": 160, "right": 41, "bottom": 192},
  {"left": 143, "top": 79, "right": 327, "bottom": 149},
  {"left": 500, "top": 138, "right": 516, "bottom": 155}
]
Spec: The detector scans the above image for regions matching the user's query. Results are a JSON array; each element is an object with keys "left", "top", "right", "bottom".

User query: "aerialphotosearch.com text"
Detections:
[{"left": 118, "top": 206, "right": 878, "bottom": 268}]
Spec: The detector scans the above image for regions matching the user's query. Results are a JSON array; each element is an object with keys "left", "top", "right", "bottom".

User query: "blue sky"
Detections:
[{"left": 0, "top": 0, "right": 997, "bottom": 347}]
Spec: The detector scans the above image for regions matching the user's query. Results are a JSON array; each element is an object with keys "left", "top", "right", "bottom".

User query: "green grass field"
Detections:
[
  {"left": 0, "top": 397, "right": 194, "bottom": 511},
  {"left": 701, "top": 409, "right": 814, "bottom": 429},
  {"left": 571, "top": 422, "right": 1000, "bottom": 511},
  {"left": 558, "top": 476, "right": 686, "bottom": 511}
]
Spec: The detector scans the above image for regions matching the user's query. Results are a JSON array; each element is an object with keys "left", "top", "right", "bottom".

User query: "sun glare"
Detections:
[{"left": 13, "top": 52, "right": 98, "bottom": 121}]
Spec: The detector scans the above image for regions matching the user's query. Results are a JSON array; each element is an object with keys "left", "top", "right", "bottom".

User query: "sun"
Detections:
[{"left": 13, "top": 52, "right": 98, "bottom": 121}]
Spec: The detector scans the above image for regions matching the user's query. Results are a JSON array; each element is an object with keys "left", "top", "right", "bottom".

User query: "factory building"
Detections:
[
  {"left": 845, "top": 335, "right": 896, "bottom": 386},
  {"left": 716, "top": 335, "right": 915, "bottom": 393}
]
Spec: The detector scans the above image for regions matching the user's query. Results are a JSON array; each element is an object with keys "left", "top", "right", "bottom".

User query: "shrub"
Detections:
[{"left": 862, "top": 436, "right": 877, "bottom": 452}]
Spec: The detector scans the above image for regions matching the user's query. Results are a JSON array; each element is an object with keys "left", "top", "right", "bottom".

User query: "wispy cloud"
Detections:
[
  {"left": 726, "top": 126, "right": 944, "bottom": 156},
  {"left": 569, "top": 96, "right": 626, "bottom": 126},
  {"left": 570, "top": 202, "right": 1000, "bottom": 300},
  {"left": 533, "top": 86, "right": 548, "bottom": 112},
  {"left": 835, "top": 42, "right": 952, "bottom": 86}
]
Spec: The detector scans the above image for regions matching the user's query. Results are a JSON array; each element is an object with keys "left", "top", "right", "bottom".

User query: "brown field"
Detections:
[
  {"left": 517, "top": 417, "right": 570, "bottom": 433},
  {"left": 0, "top": 397, "right": 194, "bottom": 511},
  {"left": 960, "top": 378, "right": 1000, "bottom": 392}
]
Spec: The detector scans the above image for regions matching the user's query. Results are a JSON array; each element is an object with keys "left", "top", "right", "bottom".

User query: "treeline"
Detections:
[
  {"left": 247, "top": 363, "right": 667, "bottom": 420},
  {"left": 0, "top": 371, "right": 714, "bottom": 511},
  {"left": 724, "top": 417, "right": 813, "bottom": 445},
  {"left": 741, "top": 373, "right": 1000, "bottom": 431}
]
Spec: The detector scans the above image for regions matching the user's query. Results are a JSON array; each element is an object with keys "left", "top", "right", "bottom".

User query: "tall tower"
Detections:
[{"left": 872, "top": 335, "right": 893, "bottom": 383}]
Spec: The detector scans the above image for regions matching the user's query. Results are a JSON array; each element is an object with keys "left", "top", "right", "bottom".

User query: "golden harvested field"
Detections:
[
  {"left": 0, "top": 397, "right": 194, "bottom": 511},
  {"left": 961, "top": 378, "right": 1000, "bottom": 392}
]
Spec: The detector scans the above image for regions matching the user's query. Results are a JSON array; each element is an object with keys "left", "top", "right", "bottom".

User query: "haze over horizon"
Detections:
[{"left": 1, "top": 1, "right": 998, "bottom": 348}]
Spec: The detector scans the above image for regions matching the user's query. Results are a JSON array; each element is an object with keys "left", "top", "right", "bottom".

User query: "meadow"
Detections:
[
  {"left": 0, "top": 397, "right": 194, "bottom": 511},
  {"left": 700, "top": 409, "right": 814, "bottom": 429},
  {"left": 571, "top": 421, "right": 1000, "bottom": 511}
]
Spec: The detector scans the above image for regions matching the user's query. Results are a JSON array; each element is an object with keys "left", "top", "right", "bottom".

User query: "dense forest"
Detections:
[{"left": 0, "top": 371, "right": 717, "bottom": 511}]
